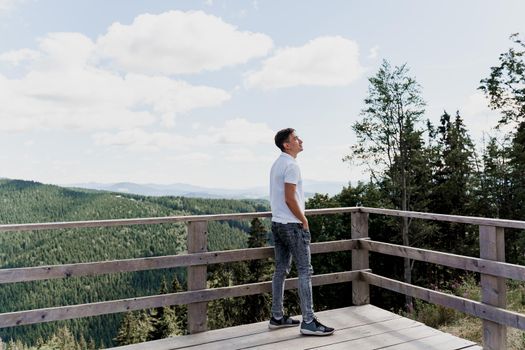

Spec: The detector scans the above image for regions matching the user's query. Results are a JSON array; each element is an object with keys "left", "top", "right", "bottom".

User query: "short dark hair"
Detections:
[{"left": 274, "top": 128, "right": 295, "bottom": 151}]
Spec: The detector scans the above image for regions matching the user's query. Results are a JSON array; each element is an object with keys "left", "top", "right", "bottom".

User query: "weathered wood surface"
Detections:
[
  {"left": 0, "top": 270, "right": 363, "bottom": 328},
  {"left": 187, "top": 221, "right": 208, "bottom": 333},
  {"left": 0, "top": 240, "right": 357, "bottom": 284},
  {"left": 360, "top": 239, "right": 525, "bottom": 281},
  {"left": 479, "top": 225, "right": 507, "bottom": 350},
  {"left": 0, "top": 207, "right": 359, "bottom": 232},
  {"left": 360, "top": 207, "right": 525, "bottom": 230},
  {"left": 7, "top": 205, "right": 525, "bottom": 233},
  {"left": 351, "top": 212, "right": 369, "bottom": 305},
  {"left": 108, "top": 304, "right": 481, "bottom": 350},
  {"left": 362, "top": 272, "right": 525, "bottom": 331}
]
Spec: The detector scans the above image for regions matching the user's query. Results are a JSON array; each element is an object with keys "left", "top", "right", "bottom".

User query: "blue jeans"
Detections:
[{"left": 271, "top": 222, "right": 314, "bottom": 323}]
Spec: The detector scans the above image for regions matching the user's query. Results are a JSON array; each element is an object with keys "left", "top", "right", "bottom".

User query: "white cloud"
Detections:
[
  {"left": 368, "top": 46, "right": 379, "bottom": 59},
  {"left": 461, "top": 88, "right": 524, "bottom": 142},
  {"left": 245, "top": 36, "right": 365, "bottom": 89},
  {"left": 0, "top": 0, "right": 21, "bottom": 13},
  {"left": 462, "top": 91, "right": 492, "bottom": 117},
  {"left": 93, "top": 129, "right": 201, "bottom": 152},
  {"left": 93, "top": 118, "right": 274, "bottom": 151},
  {"left": 224, "top": 149, "right": 272, "bottom": 162},
  {"left": 96, "top": 10, "right": 273, "bottom": 75},
  {"left": 169, "top": 152, "right": 212, "bottom": 162},
  {"left": 0, "top": 48, "right": 40, "bottom": 65},
  {"left": 460, "top": 92, "right": 502, "bottom": 142},
  {"left": 0, "top": 32, "right": 230, "bottom": 132},
  {"left": 208, "top": 118, "right": 274, "bottom": 145}
]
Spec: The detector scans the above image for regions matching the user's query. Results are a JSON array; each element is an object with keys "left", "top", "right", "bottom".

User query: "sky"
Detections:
[{"left": 0, "top": 0, "right": 524, "bottom": 189}]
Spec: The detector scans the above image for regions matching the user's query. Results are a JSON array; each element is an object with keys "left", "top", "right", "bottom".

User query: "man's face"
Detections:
[{"left": 285, "top": 132, "right": 303, "bottom": 154}]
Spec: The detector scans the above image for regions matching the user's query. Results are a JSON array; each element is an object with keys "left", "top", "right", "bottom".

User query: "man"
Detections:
[{"left": 268, "top": 128, "right": 335, "bottom": 336}]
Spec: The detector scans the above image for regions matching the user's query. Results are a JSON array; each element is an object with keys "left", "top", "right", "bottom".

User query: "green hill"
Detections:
[{"left": 0, "top": 179, "right": 269, "bottom": 347}]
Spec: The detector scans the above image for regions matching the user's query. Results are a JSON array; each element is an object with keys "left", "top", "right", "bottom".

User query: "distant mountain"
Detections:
[{"left": 67, "top": 179, "right": 348, "bottom": 199}]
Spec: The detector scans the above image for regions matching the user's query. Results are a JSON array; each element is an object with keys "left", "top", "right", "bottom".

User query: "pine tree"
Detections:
[
  {"left": 506, "top": 122, "right": 525, "bottom": 264},
  {"left": 115, "top": 311, "right": 148, "bottom": 345},
  {"left": 171, "top": 275, "right": 188, "bottom": 335},
  {"left": 425, "top": 111, "right": 478, "bottom": 284},
  {"left": 45, "top": 326, "right": 79, "bottom": 350},
  {"left": 431, "top": 111, "right": 476, "bottom": 215},
  {"left": 477, "top": 137, "right": 512, "bottom": 218},
  {"left": 78, "top": 334, "right": 87, "bottom": 350},
  {"left": 242, "top": 218, "right": 271, "bottom": 322},
  {"left": 149, "top": 277, "right": 178, "bottom": 340}
]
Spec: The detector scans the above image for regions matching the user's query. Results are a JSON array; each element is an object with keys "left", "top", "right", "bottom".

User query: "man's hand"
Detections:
[
  {"left": 301, "top": 219, "right": 309, "bottom": 231},
  {"left": 284, "top": 182, "right": 309, "bottom": 231}
]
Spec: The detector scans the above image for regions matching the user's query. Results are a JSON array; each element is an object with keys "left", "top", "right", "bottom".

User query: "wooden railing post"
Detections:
[
  {"left": 479, "top": 225, "right": 506, "bottom": 350},
  {"left": 187, "top": 221, "right": 208, "bottom": 334},
  {"left": 351, "top": 211, "right": 369, "bottom": 305}
]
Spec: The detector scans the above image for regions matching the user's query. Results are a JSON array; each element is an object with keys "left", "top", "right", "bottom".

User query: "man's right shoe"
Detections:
[
  {"left": 300, "top": 317, "right": 335, "bottom": 336},
  {"left": 268, "top": 315, "right": 300, "bottom": 329}
]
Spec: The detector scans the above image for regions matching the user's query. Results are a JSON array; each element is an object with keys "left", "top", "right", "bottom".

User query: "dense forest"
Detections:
[
  {"left": 0, "top": 179, "right": 269, "bottom": 348},
  {"left": 1, "top": 33, "right": 525, "bottom": 349}
]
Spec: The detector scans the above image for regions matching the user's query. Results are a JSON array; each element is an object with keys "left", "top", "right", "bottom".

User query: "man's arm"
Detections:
[{"left": 284, "top": 182, "right": 309, "bottom": 231}]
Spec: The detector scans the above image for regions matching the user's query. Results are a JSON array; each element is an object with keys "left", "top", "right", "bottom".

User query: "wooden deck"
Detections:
[{"left": 109, "top": 305, "right": 481, "bottom": 350}]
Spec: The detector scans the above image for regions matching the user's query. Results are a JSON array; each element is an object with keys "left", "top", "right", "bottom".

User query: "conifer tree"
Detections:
[
  {"left": 171, "top": 274, "right": 188, "bottom": 335},
  {"left": 242, "top": 218, "right": 271, "bottom": 322},
  {"left": 149, "top": 277, "right": 178, "bottom": 340},
  {"left": 115, "top": 312, "right": 144, "bottom": 345}
]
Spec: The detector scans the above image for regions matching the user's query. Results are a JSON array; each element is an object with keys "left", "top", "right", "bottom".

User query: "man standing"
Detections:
[{"left": 268, "top": 128, "right": 335, "bottom": 336}]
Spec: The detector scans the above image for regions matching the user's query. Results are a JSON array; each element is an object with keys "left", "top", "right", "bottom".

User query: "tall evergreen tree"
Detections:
[
  {"left": 242, "top": 218, "right": 272, "bottom": 323},
  {"left": 431, "top": 111, "right": 476, "bottom": 215},
  {"left": 171, "top": 274, "right": 188, "bottom": 335},
  {"left": 424, "top": 111, "right": 478, "bottom": 284},
  {"left": 149, "top": 277, "right": 178, "bottom": 340},
  {"left": 477, "top": 137, "right": 513, "bottom": 218},
  {"left": 114, "top": 311, "right": 147, "bottom": 345}
]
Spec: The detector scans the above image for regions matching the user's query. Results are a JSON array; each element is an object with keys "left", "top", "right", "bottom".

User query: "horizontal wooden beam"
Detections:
[
  {"left": 0, "top": 270, "right": 365, "bottom": 328},
  {"left": 361, "top": 240, "right": 525, "bottom": 282},
  {"left": 0, "top": 208, "right": 358, "bottom": 233},
  {"left": 0, "top": 240, "right": 357, "bottom": 284},
  {"left": 362, "top": 272, "right": 525, "bottom": 331},
  {"left": 4, "top": 206, "right": 525, "bottom": 232},
  {"left": 359, "top": 207, "right": 525, "bottom": 230}
]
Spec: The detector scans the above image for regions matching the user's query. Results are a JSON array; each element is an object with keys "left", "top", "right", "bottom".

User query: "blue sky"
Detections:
[{"left": 0, "top": 0, "right": 523, "bottom": 189}]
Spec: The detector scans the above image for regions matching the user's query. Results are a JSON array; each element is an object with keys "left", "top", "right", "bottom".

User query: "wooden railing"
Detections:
[{"left": 1, "top": 207, "right": 524, "bottom": 350}]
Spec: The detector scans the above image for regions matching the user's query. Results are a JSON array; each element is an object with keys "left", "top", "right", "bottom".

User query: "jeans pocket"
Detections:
[{"left": 301, "top": 229, "right": 311, "bottom": 244}]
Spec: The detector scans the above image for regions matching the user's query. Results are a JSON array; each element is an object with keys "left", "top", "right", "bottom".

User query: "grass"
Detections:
[{"left": 407, "top": 275, "right": 525, "bottom": 349}]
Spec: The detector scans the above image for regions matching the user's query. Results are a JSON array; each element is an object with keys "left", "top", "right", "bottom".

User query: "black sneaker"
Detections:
[
  {"left": 300, "top": 317, "right": 335, "bottom": 336},
  {"left": 268, "top": 315, "right": 300, "bottom": 329}
]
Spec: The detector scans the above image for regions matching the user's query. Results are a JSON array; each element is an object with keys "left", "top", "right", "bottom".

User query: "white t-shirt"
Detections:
[{"left": 270, "top": 152, "right": 305, "bottom": 223}]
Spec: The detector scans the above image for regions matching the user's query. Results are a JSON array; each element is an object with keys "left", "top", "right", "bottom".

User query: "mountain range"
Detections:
[{"left": 65, "top": 179, "right": 349, "bottom": 199}]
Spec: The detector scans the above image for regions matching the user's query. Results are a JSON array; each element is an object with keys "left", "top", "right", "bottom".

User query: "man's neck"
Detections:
[{"left": 284, "top": 150, "right": 298, "bottom": 159}]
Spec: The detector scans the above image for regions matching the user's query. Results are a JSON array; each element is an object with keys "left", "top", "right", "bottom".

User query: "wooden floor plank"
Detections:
[
  {"left": 242, "top": 317, "right": 422, "bottom": 350},
  {"left": 106, "top": 305, "right": 480, "bottom": 350},
  {"left": 379, "top": 332, "right": 480, "bottom": 349},
  {"left": 110, "top": 305, "right": 395, "bottom": 350},
  {"left": 308, "top": 325, "right": 442, "bottom": 350}
]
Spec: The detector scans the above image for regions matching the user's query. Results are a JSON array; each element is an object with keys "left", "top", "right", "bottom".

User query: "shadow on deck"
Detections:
[{"left": 109, "top": 305, "right": 481, "bottom": 350}]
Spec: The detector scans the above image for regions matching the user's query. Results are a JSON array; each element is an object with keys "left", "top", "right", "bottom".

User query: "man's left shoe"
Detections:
[
  {"left": 268, "top": 315, "right": 300, "bottom": 329},
  {"left": 300, "top": 317, "right": 335, "bottom": 336}
]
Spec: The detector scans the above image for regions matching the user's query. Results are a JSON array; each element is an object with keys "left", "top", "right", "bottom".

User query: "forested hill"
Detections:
[{"left": 0, "top": 179, "right": 269, "bottom": 347}]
